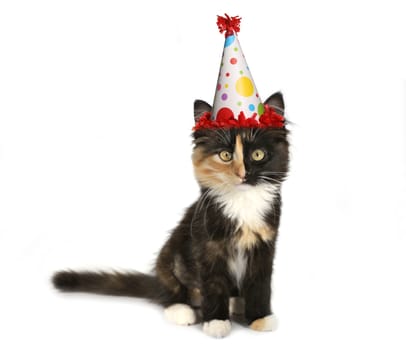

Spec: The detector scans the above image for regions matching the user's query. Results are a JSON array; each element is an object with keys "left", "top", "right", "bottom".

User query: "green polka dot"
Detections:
[
  {"left": 234, "top": 47, "right": 238, "bottom": 52},
  {"left": 239, "top": 70, "right": 243, "bottom": 75},
  {"left": 258, "top": 103, "right": 264, "bottom": 115},
  {"left": 237, "top": 101, "right": 242, "bottom": 106}
]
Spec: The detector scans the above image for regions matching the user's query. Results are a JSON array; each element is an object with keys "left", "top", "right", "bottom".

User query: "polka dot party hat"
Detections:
[{"left": 194, "top": 14, "right": 284, "bottom": 130}]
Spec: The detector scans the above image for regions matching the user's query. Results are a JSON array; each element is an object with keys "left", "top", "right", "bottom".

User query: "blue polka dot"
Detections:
[
  {"left": 249, "top": 104, "right": 255, "bottom": 111},
  {"left": 224, "top": 35, "right": 235, "bottom": 47}
]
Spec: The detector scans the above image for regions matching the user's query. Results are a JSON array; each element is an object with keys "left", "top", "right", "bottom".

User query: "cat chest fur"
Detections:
[
  {"left": 227, "top": 224, "right": 275, "bottom": 288},
  {"left": 214, "top": 184, "right": 277, "bottom": 287}
]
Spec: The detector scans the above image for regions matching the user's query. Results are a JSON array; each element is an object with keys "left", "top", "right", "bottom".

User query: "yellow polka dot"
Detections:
[
  {"left": 225, "top": 83, "right": 229, "bottom": 88},
  {"left": 235, "top": 77, "right": 254, "bottom": 97}
]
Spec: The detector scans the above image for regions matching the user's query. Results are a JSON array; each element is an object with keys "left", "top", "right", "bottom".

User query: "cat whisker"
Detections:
[
  {"left": 202, "top": 190, "right": 216, "bottom": 238},
  {"left": 259, "top": 172, "right": 288, "bottom": 180},
  {"left": 258, "top": 175, "right": 282, "bottom": 181},
  {"left": 215, "top": 129, "right": 232, "bottom": 146},
  {"left": 220, "top": 128, "right": 232, "bottom": 143},
  {"left": 196, "top": 190, "right": 209, "bottom": 212},
  {"left": 260, "top": 171, "right": 289, "bottom": 175},
  {"left": 190, "top": 189, "right": 213, "bottom": 237},
  {"left": 259, "top": 175, "right": 284, "bottom": 182},
  {"left": 250, "top": 127, "right": 261, "bottom": 141},
  {"left": 257, "top": 176, "right": 284, "bottom": 185}
]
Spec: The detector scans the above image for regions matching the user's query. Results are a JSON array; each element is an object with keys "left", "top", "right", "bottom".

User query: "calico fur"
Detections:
[{"left": 52, "top": 92, "right": 289, "bottom": 338}]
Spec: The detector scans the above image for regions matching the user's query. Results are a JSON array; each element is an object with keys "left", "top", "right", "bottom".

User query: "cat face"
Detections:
[{"left": 192, "top": 93, "right": 289, "bottom": 191}]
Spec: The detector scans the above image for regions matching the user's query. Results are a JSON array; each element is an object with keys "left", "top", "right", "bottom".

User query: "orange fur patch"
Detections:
[
  {"left": 236, "top": 224, "right": 275, "bottom": 250},
  {"left": 249, "top": 315, "right": 278, "bottom": 332},
  {"left": 232, "top": 135, "right": 245, "bottom": 180},
  {"left": 192, "top": 149, "right": 233, "bottom": 187},
  {"left": 192, "top": 135, "right": 247, "bottom": 188},
  {"left": 250, "top": 317, "right": 268, "bottom": 331}
]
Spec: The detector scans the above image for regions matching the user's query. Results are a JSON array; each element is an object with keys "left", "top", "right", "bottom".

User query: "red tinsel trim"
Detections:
[
  {"left": 193, "top": 105, "right": 285, "bottom": 131},
  {"left": 217, "top": 14, "right": 241, "bottom": 37}
]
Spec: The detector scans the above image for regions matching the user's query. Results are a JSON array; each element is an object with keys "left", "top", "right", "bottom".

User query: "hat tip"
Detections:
[{"left": 217, "top": 14, "right": 241, "bottom": 37}]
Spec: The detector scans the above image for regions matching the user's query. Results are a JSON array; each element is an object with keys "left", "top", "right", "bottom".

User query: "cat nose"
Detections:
[{"left": 236, "top": 167, "right": 246, "bottom": 181}]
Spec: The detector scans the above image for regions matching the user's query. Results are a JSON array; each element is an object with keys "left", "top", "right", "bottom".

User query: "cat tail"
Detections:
[{"left": 52, "top": 270, "right": 171, "bottom": 305}]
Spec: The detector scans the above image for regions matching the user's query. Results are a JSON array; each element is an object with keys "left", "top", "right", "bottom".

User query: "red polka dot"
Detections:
[
  {"left": 216, "top": 107, "right": 234, "bottom": 122},
  {"left": 230, "top": 57, "right": 237, "bottom": 65},
  {"left": 217, "top": 83, "right": 221, "bottom": 91},
  {"left": 225, "top": 72, "right": 230, "bottom": 77}
]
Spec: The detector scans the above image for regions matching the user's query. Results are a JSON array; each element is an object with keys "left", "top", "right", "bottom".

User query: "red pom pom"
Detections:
[
  {"left": 193, "top": 106, "right": 285, "bottom": 131},
  {"left": 217, "top": 14, "right": 241, "bottom": 37},
  {"left": 259, "top": 105, "right": 285, "bottom": 128}
]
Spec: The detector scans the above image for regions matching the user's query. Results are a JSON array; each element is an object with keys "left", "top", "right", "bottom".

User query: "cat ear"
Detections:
[
  {"left": 194, "top": 100, "right": 212, "bottom": 122},
  {"left": 264, "top": 92, "right": 285, "bottom": 116}
]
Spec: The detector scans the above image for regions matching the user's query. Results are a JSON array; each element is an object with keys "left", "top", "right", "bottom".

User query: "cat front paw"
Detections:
[
  {"left": 249, "top": 314, "right": 278, "bottom": 332},
  {"left": 203, "top": 319, "right": 231, "bottom": 338},
  {"left": 164, "top": 304, "right": 196, "bottom": 326}
]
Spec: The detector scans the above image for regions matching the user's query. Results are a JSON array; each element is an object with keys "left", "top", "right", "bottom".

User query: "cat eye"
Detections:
[
  {"left": 219, "top": 150, "right": 233, "bottom": 162},
  {"left": 251, "top": 149, "right": 266, "bottom": 161}
]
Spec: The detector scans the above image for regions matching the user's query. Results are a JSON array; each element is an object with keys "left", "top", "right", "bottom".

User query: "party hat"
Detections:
[
  {"left": 212, "top": 15, "right": 263, "bottom": 122},
  {"left": 194, "top": 14, "right": 284, "bottom": 130}
]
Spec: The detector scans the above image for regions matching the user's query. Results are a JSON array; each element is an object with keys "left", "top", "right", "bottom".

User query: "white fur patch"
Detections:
[
  {"left": 212, "top": 183, "right": 278, "bottom": 230},
  {"left": 203, "top": 319, "right": 231, "bottom": 338},
  {"left": 250, "top": 314, "right": 278, "bottom": 332},
  {"left": 227, "top": 247, "right": 247, "bottom": 289},
  {"left": 164, "top": 304, "right": 196, "bottom": 326}
]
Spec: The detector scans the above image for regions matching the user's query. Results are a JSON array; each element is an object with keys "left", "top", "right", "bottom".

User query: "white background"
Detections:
[{"left": 1, "top": 0, "right": 405, "bottom": 349}]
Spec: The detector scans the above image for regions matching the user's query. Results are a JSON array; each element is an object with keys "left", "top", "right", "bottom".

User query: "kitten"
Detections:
[{"left": 52, "top": 92, "right": 289, "bottom": 338}]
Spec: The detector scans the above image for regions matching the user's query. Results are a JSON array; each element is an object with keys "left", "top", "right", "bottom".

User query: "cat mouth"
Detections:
[
  {"left": 236, "top": 183, "right": 252, "bottom": 190},
  {"left": 237, "top": 176, "right": 258, "bottom": 186}
]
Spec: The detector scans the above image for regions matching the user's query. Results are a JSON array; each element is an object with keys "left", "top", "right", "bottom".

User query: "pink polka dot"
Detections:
[
  {"left": 217, "top": 83, "right": 221, "bottom": 91},
  {"left": 230, "top": 57, "right": 237, "bottom": 65}
]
